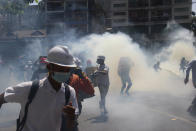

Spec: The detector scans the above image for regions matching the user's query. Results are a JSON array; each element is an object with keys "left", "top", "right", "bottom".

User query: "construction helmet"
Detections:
[{"left": 46, "top": 45, "right": 76, "bottom": 67}]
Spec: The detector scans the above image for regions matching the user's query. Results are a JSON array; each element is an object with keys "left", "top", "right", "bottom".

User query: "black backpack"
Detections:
[{"left": 16, "top": 80, "right": 71, "bottom": 131}]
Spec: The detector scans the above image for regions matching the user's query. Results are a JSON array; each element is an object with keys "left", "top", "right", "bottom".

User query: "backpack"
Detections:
[{"left": 16, "top": 80, "right": 71, "bottom": 131}]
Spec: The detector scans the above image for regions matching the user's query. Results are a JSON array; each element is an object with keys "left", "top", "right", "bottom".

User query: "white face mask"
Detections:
[{"left": 52, "top": 72, "right": 71, "bottom": 83}]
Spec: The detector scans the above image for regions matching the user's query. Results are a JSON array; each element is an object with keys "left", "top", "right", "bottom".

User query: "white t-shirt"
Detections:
[{"left": 4, "top": 77, "right": 79, "bottom": 131}]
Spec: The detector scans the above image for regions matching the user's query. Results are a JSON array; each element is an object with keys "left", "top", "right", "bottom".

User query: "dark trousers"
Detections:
[
  {"left": 78, "top": 101, "right": 82, "bottom": 115},
  {"left": 61, "top": 115, "right": 79, "bottom": 131},
  {"left": 120, "top": 75, "right": 132, "bottom": 93}
]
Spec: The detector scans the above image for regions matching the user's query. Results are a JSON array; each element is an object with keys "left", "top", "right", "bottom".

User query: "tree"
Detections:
[
  {"left": 0, "top": 0, "right": 39, "bottom": 36},
  {"left": 0, "top": 0, "right": 38, "bottom": 15}
]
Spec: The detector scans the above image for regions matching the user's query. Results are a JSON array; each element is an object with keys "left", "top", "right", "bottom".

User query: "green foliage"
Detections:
[{"left": 0, "top": 0, "right": 36, "bottom": 15}]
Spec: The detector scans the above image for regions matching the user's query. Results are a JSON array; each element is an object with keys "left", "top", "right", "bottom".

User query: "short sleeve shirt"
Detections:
[{"left": 4, "top": 77, "right": 78, "bottom": 131}]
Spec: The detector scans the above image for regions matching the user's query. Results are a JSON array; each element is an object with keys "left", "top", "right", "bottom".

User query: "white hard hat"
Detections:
[{"left": 46, "top": 45, "right": 76, "bottom": 67}]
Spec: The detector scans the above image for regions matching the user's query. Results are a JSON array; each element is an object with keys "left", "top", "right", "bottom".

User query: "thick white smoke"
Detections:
[
  {"left": 68, "top": 29, "right": 195, "bottom": 96},
  {"left": 1, "top": 22, "right": 196, "bottom": 129},
  {"left": 70, "top": 32, "right": 150, "bottom": 92},
  {"left": 156, "top": 26, "right": 196, "bottom": 78},
  {"left": 71, "top": 27, "right": 196, "bottom": 131}
]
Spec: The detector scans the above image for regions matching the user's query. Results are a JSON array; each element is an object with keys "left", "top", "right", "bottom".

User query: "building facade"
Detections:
[
  {"left": 110, "top": 0, "right": 192, "bottom": 36},
  {"left": 45, "top": 0, "right": 89, "bottom": 36}
]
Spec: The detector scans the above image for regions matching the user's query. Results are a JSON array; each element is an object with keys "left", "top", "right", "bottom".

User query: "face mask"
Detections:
[{"left": 52, "top": 72, "right": 71, "bottom": 83}]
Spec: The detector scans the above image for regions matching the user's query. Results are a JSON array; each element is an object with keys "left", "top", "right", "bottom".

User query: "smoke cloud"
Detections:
[{"left": 0, "top": 20, "right": 196, "bottom": 130}]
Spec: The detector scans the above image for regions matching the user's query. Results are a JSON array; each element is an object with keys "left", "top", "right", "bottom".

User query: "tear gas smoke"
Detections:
[
  {"left": 1, "top": 22, "right": 196, "bottom": 130},
  {"left": 71, "top": 25, "right": 196, "bottom": 131},
  {"left": 24, "top": 39, "right": 46, "bottom": 60},
  {"left": 70, "top": 32, "right": 151, "bottom": 92},
  {"left": 69, "top": 29, "right": 195, "bottom": 96},
  {"left": 0, "top": 39, "right": 47, "bottom": 126},
  {"left": 156, "top": 25, "right": 196, "bottom": 78}
]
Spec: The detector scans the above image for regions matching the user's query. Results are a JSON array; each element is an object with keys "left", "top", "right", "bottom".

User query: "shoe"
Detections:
[
  {"left": 120, "top": 88, "right": 124, "bottom": 95},
  {"left": 125, "top": 91, "right": 130, "bottom": 96}
]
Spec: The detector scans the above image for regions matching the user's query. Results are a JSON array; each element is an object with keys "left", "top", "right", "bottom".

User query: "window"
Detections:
[
  {"left": 66, "top": 2, "right": 88, "bottom": 11},
  {"left": 113, "top": 19, "right": 126, "bottom": 23},
  {"left": 113, "top": 12, "right": 126, "bottom": 16},
  {"left": 174, "top": 15, "right": 189, "bottom": 20},
  {"left": 128, "top": 0, "right": 148, "bottom": 8},
  {"left": 151, "top": 0, "right": 172, "bottom": 6},
  {"left": 47, "top": 13, "right": 64, "bottom": 23},
  {"left": 151, "top": 9, "right": 172, "bottom": 22},
  {"left": 65, "top": 11, "right": 88, "bottom": 25},
  {"left": 128, "top": 9, "right": 149, "bottom": 22},
  {"left": 113, "top": 3, "right": 126, "bottom": 8},
  {"left": 174, "top": 7, "right": 189, "bottom": 13},
  {"left": 47, "top": 2, "right": 64, "bottom": 11},
  {"left": 174, "top": 0, "right": 188, "bottom": 3}
]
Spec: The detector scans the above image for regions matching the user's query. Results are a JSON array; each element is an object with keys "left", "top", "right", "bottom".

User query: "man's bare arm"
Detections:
[{"left": 0, "top": 93, "right": 6, "bottom": 109}]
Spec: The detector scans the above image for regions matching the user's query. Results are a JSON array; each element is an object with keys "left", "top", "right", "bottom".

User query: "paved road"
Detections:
[
  {"left": 1, "top": 71, "right": 196, "bottom": 131},
  {"left": 78, "top": 90, "right": 196, "bottom": 131},
  {"left": 0, "top": 90, "right": 196, "bottom": 131}
]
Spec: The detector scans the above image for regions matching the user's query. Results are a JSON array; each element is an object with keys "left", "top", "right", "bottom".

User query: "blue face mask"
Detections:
[{"left": 52, "top": 72, "right": 71, "bottom": 83}]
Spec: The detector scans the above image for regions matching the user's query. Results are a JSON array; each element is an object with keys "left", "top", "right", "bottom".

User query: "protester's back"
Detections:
[{"left": 118, "top": 57, "right": 131, "bottom": 76}]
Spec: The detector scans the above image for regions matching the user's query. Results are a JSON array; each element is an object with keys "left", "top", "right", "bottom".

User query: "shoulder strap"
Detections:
[
  {"left": 28, "top": 80, "right": 39, "bottom": 103},
  {"left": 64, "top": 85, "right": 71, "bottom": 105},
  {"left": 61, "top": 85, "right": 71, "bottom": 131},
  {"left": 16, "top": 80, "right": 39, "bottom": 131}
]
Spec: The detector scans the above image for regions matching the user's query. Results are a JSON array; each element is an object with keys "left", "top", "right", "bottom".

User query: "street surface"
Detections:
[
  {"left": 0, "top": 71, "right": 196, "bottom": 131},
  {"left": 79, "top": 90, "right": 196, "bottom": 131}
]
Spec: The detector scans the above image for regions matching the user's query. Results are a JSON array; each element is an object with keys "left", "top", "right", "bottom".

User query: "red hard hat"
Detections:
[{"left": 40, "top": 56, "right": 48, "bottom": 64}]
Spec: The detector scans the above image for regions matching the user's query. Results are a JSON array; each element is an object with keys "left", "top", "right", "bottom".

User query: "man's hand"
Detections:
[
  {"left": 62, "top": 105, "right": 75, "bottom": 119},
  {"left": 184, "top": 78, "right": 189, "bottom": 85},
  {"left": 62, "top": 105, "right": 76, "bottom": 131}
]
